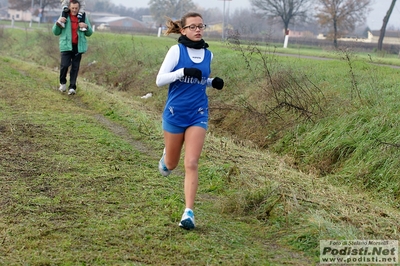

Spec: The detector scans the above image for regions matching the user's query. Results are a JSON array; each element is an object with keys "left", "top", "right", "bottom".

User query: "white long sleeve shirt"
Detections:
[{"left": 156, "top": 44, "right": 214, "bottom": 87}]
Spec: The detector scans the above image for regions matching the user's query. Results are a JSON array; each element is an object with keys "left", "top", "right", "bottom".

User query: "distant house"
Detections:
[
  {"left": 90, "top": 12, "right": 119, "bottom": 21},
  {"left": 141, "top": 15, "right": 156, "bottom": 28},
  {"left": 368, "top": 30, "right": 400, "bottom": 45},
  {"left": 92, "top": 16, "right": 147, "bottom": 29},
  {"left": 206, "top": 22, "right": 233, "bottom": 33},
  {"left": 286, "top": 29, "right": 315, "bottom": 38},
  {"left": 6, "top": 8, "right": 33, "bottom": 21},
  {"left": 317, "top": 30, "right": 400, "bottom": 45},
  {"left": 6, "top": 7, "right": 83, "bottom": 24}
]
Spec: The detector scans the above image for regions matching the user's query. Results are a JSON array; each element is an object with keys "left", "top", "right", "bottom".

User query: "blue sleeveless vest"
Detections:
[{"left": 162, "top": 44, "right": 212, "bottom": 128}]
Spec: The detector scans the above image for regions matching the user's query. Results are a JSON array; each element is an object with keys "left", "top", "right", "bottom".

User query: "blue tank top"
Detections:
[{"left": 162, "top": 44, "right": 212, "bottom": 127}]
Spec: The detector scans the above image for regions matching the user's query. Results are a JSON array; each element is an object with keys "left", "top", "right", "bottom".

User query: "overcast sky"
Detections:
[{"left": 113, "top": 0, "right": 400, "bottom": 30}]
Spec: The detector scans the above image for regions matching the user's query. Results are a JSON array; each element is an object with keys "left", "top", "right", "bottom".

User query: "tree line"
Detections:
[
  {"left": 245, "top": 0, "right": 396, "bottom": 50},
  {"left": 8, "top": 0, "right": 398, "bottom": 50}
]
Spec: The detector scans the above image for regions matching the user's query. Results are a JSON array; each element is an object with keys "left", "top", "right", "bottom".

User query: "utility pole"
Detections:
[
  {"left": 29, "top": 0, "right": 34, "bottom": 27},
  {"left": 38, "top": 0, "right": 42, "bottom": 25},
  {"left": 219, "top": 0, "right": 232, "bottom": 40}
]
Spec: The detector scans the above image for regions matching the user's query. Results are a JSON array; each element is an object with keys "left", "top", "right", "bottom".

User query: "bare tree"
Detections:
[
  {"left": 149, "top": 0, "right": 196, "bottom": 25},
  {"left": 377, "top": 0, "right": 397, "bottom": 51},
  {"left": 200, "top": 7, "right": 223, "bottom": 27},
  {"left": 229, "top": 8, "right": 269, "bottom": 36},
  {"left": 316, "top": 0, "right": 371, "bottom": 48},
  {"left": 229, "top": 8, "right": 276, "bottom": 36},
  {"left": 249, "top": 0, "right": 313, "bottom": 36}
]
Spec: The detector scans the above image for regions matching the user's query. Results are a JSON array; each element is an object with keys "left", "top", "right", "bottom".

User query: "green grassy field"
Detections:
[{"left": 0, "top": 26, "right": 399, "bottom": 265}]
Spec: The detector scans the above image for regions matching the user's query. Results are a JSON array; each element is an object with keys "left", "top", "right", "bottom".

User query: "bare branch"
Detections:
[
  {"left": 249, "top": 0, "right": 313, "bottom": 34},
  {"left": 315, "top": 0, "right": 372, "bottom": 47}
]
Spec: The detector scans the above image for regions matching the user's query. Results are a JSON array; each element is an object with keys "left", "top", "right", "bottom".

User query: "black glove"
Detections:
[
  {"left": 184, "top": 68, "right": 202, "bottom": 81},
  {"left": 212, "top": 77, "right": 224, "bottom": 90}
]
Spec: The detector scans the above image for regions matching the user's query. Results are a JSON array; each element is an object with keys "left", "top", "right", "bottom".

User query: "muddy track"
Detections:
[{"left": 69, "top": 94, "right": 187, "bottom": 177}]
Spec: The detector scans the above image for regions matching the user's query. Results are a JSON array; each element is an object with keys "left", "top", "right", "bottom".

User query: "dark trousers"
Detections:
[{"left": 59, "top": 45, "right": 82, "bottom": 90}]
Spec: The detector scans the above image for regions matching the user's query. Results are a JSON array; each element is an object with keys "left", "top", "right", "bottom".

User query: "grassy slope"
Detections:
[
  {"left": 1, "top": 27, "right": 399, "bottom": 264},
  {"left": 0, "top": 57, "right": 316, "bottom": 264}
]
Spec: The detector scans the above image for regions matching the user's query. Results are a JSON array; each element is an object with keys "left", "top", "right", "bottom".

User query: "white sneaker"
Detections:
[
  {"left": 59, "top": 84, "right": 66, "bottom": 92},
  {"left": 158, "top": 148, "right": 171, "bottom": 177},
  {"left": 56, "top": 20, "right": 65, "bottom": 29},
  {"left": 179, "top": 209, "right": 195, "bottom": 230},
  {"left": 68, "top": 88, "right": 76, "bottom": 95}
]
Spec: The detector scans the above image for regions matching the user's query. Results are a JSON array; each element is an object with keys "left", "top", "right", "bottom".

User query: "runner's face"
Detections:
[
  {"left": 69, "top": 3, "right": 80, "bottom": 16},
  {"left": 181, "top": 16, "right": 204, "bottom": 42}
]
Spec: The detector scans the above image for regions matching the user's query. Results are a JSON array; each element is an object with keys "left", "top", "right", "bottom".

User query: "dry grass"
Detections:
[
  {"left": 1, "top": 28, "right": 399, "bottom": 263},
  {"left": 201, "top": 133, "right": 400, "bottom": 254}
]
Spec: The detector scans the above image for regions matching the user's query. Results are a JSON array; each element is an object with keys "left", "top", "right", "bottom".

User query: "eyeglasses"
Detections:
[{"left": 183, "top": 24, "right": 206, "bottom": 31}]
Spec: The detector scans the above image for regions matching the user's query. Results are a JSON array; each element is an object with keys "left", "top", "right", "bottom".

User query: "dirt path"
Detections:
[{"left": 0, "top": 55, "right": 317, "bottom": 265}]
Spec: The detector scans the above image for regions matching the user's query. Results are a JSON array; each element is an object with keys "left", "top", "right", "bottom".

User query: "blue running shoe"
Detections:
[
  {"left": 179, "top": 209, "right": 195, "bottom": 230},
  {"left": 158, "top": 148, "right": 171, "bottom": 177}
]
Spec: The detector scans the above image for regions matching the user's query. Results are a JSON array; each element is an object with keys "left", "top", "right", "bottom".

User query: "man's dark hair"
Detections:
[{"left": 70, "top": 0, "right": 80, "bottom": 7}]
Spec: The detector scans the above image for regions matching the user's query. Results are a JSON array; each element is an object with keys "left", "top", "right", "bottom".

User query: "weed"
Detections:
[
  {"left": 213, "top": 34, "right": 326, "bottom": 148},
  {"left": 1, "top": 28, "right": 400, "bottom": 264}
]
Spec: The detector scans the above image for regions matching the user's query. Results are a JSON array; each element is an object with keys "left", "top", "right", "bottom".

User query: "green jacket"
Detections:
[{"left": 52, "top": 16, "right": 93, "bottom": 53}]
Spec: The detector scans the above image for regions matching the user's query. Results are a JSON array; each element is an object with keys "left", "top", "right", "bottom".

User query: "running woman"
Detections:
[{"left": 156, "top": 12, "right": 225, "bottom": 230}]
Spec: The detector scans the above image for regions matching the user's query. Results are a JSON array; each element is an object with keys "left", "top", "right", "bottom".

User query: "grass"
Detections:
[
  {"left": 0, "top": 27, "right": 399, "bottom": 264},
  {"left": 0, "top": 55, "right": 314, "bottom": 265}
]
